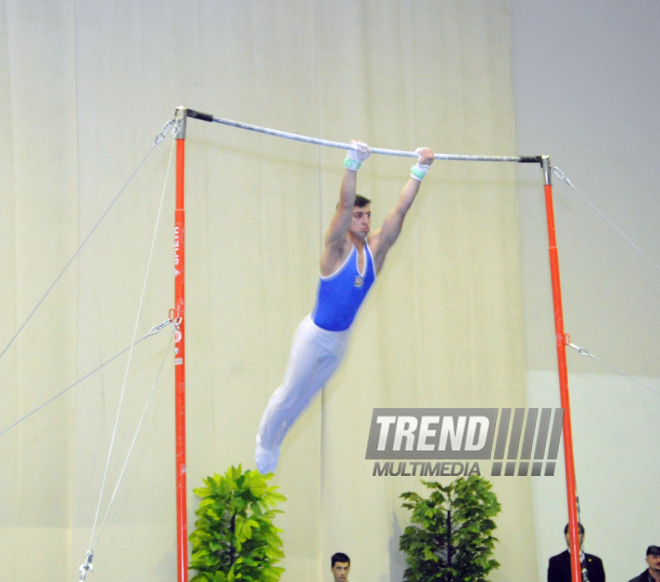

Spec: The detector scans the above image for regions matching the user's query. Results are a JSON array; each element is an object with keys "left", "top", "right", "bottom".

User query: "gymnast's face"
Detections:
[{"left": 350, "top": 205, "right": 371, "bottom": 240}]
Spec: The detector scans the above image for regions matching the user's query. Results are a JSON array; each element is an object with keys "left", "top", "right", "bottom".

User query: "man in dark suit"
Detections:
[{"left": 548, "top": 523, "right": 606, "bottom": 582}]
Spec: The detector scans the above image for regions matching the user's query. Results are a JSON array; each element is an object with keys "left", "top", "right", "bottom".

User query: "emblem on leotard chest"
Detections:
[{"left": 354, "top": 276, "right": 364, "bottom": 288}]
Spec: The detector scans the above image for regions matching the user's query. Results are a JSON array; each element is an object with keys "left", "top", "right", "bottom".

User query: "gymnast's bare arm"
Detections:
[
  {"left": 369, "top": 147, "right": 434, "bottom": 274},
  {"left": 320, "top": 140, "right": 369, "bottom": 277}
]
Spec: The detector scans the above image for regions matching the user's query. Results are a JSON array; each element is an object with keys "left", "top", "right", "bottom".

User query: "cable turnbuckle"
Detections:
[
  {"left": 154, "top": 118, "right": 176, "bottom": 145},
  {"left": 552, "top": 166, "right": 573, "bottom": 187},
  {"left": 145, "top": 318, "right": 173, "bottom": 337},
  {"left": 78, "top": 550, "right": 94, "bottom": 581},
  {"left": 567, "top": 341, "right": 593, "bottom": 358}
]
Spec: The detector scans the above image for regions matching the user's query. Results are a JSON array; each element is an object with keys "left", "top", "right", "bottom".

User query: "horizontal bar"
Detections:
[
  {"left": 204, "top": 115, "right": 540, "bottom": 164},
  {"left": 176, "top": 108, "right": 543, "bottom": 164}
]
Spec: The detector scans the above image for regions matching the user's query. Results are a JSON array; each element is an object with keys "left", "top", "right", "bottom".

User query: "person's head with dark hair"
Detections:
[
  {"left": 564, "top": 522, "right": 585, "bottom": 548},
  {"left": 331, "top": 553, "right": 351, "bottom": 582},
  {"left": 643, "top": 546, "right": 660, "bottom": 580},
  {"left": 564, "top": 523, "right": 585, "bottom": 535},
  {"left": 336, "top": 195, "right": 373, "bottom": 243},
  {"left": 331, "top": 552, "right": 350, "bottom": 567}
]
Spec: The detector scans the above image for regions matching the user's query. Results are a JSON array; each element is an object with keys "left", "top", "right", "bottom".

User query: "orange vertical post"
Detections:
[
  {"left": 542, "top": 157, "right": 581, "bottom": 582},
  {"left": 174, "top": 107, "right": 189, "bottom": 582}
]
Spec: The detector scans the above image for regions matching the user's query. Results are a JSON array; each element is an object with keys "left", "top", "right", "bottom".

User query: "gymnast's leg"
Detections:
[{"left": 255, "top": 315, "right": 350, "bottom": 474}]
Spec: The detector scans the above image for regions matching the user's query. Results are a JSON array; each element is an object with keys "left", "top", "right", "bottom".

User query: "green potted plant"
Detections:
[
  {"left": 189, "top": 465, "right": 286, "bottom": 582},
  {"left": 399, "top": 475, "right": 501, "bottom": 582}
]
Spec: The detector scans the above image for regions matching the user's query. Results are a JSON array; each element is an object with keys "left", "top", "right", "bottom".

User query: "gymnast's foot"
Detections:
[{"left": 255, "top": 434, "right": 280, "bottom": 474}]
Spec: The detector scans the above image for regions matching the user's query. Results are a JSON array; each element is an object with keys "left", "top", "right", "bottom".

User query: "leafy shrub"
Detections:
[
  {"left": 189, "top": 465, "right": 286, "bottom": 582},
  {"left": 400, "top": 475, "right": 501, "bottom": 582}
]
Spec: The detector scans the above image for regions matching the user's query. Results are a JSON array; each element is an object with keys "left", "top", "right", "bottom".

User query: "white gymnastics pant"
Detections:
[{"left": 256, "top": 315, "right": 352, "bottom": 472}]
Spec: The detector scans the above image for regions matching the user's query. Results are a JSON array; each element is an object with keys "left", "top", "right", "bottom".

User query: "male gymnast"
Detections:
[{"left": 255, "top": 140, "right": 435, "bottom": 474}]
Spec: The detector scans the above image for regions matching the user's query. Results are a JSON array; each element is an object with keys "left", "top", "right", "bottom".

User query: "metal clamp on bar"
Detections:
[
  {"left": 542, "top": 155, "right": 553, "bottom": 186},
  {"left": 518, "top": 156, "right": 544, "bottom": 165},
  {"left": 187, "top": 108, "right": 214, "bottom": 122},
  {"left": 174, "top": 107, "right": 187, "bottom": 140}
]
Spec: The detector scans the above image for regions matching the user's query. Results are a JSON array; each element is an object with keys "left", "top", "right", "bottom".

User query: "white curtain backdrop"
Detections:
[{"left": 4, "top": 1, "right": 623, "bottom": 581}]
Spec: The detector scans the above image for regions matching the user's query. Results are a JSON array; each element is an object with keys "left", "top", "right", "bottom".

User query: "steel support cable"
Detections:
[
  {"left": 553, "top": 167, "right": 659, "bottom": 394},
  {"left": 95, "top": 331, "right": 174, "bottom": 548},
  {"left": 77, "top": 328, "right": 173, "bottom": 581},
  {"left": 0, "top": 119, "right": 177, "bottom": 365},
  {"left": 553, "top": 167, "right": 660, "bottom": 274},
  {"left": 0, "top": 318, "right": 172, "bottom": 439},
  {"left": 86, "top": 131, "right": 176, "bottom": 560},
  {"left": 567, "top": 340, "right": 660, "bottom": 397}
]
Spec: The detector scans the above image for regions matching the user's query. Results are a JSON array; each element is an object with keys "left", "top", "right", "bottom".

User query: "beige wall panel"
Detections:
[{"left": 1, "top": 0, "right": 78, "bottom": 578}]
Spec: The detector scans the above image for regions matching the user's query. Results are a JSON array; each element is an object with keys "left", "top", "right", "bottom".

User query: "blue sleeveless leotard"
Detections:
[{"left": 312, "top": 243, "right": 376, "bottom": 331}]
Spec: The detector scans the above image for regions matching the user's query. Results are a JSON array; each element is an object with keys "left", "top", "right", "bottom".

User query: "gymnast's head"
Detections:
[{"left": 349, "top": 195, "right": 372, "bottom": 241}]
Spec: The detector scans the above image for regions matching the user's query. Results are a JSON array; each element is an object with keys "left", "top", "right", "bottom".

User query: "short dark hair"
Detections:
[
  {"left": 331, "top": 552, "right": 350, "bottom": 567},
  {"left": 354, "top": 194, "right": 371, "bottom": 208},
  {"left": 564, "top": 523, "right": 585, "bottom": 535},
  {"left": 336, "top": 195, "right": 372, "bottom": 210}
]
